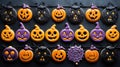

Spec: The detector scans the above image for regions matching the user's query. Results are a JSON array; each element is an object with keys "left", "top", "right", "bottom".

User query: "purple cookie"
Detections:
[
  {"left": 3, "top": 46, "right": 18, "bottom": 62},
  {"left": 60, "top": 23, "right": 74, "bottom": 42},
  {"left": 15, "top": 22, "right": 30, "bottom": 42},
  {"left": 67, "top": 45, "right": 84, "bottom": 65},
  {"left": 90, "top": 22, "right": 105, "bottom": 42}
]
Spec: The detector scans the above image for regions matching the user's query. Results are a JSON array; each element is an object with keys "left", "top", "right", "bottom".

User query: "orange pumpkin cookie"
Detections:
[
  {"left": 45, "top": 24, "right": 59, "bottom": 42},
  {"left": 75, "top": 24, "right": 89, "bottom": 42},
  {"left": 85, "top": 4, "right": 101, "bottom": 23},
  {"left": 18, "top": 3, "right": 33, "bottom": 22},
  {"left": 31, "top": 25, "right": 44, "bottom": 42},
  {"left": 52, "top": 45, "right": 66, "bottom": 62},
  {"left": 106, "top": 25, "right": 119, "bottom": 42},
  {"left": 1, "top": 25, "right": 15, "bottom": 42},
  {"left": 19, "top": 45, "right": 33, "bottom": 62},
  {"left": 85, "top": 45, "right": 99, "bottom": 63},
  {"left": 51, "top": 4, "right": 66, "bottom": 22}
]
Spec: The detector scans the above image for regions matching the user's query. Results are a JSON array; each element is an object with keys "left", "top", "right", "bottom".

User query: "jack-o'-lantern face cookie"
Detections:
[
  {"left": 51, "top": 4, "right": 66, "bottom": 22},
  {"left": 75, "top": 25, "right": 89, "bottom": 42},
  {"left": 1, "top": 25, "right": 15, "bottom": 42},
  {"left": 17, "top": 3, "right": 33, "bottom": 22},
  {"left": 106, "top": 25, "right": 119, "bottom": 42},
  {"left": 85, "top": 4, "right": 101, "bottom": 23},
  {"left": 31, "top": 25, "right": 44, "bottom": 42},
  {"left": 19, "top": 45, "right": 33, "bottom": 62},
  {"left": 45, "top": 24, "right": 59, "bottom": 42}
]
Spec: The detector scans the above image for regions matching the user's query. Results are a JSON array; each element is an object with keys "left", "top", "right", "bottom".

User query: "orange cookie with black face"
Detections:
[
  {"left": 106, "top": 25, "right": 119, "bottom": 42},
  {"left": 19, "top": 45, "right": 33, "bottom": 62},
  {"left": 85, "top": 4, "right": 101, "bottom": 23},
  {"left": 31, "top": 25, "right": 44, "bottom": 42},
  {"left": 1, "top": 25, "right": 15, "bottom": 42},
  {"left": 45, "top": 24, "right": 59, "bottom": 42},
  {"left": 51, "top": 4, "right": 66, "bottom": 22},
  {"left": 17, "top": 3, "right": 33, "bottom": 22},
  {"left": 75, "top": 24, "right": 89, "bottom": 42},
  {"left": 52, "top": 45, "right": 66, "bottom": 62}
]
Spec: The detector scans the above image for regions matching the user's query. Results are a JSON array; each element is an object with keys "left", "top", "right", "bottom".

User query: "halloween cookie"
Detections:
[
  {"left": 31, "top": 25, "right": 44, "bottom": 42},
  {"left": 102, "top": 3, "right": 118, "bottom": 25},
  {"left": 85, "top": 45, "right": 99, "bottom": 63},
  {"left": 106, "top": 25, "right": 119, "bottom": 42},
  {"left": 17, "top": 3, "right": 33, "bottom": 22},
  {"left": 67, "top": 3, "right": 84, "bottom": 24},
  {"left": 52, "top": 45, "right": 66, "bottom": 62},
  {"left": 1, "top": 25, "right": 15, "bottom": 42},
  {"left": 35, "top": 46, "right": 51, "bottom": 64},
  {"left": 51, "top": 4, "right": 66, "bottom": 22},
  {"left": 45, "top": 24, "right": 59, "bottom": 42},
  {"left": 0, "top": 5, "right": 17, "bottom": 24},
  {"left": 75, "top": 24, "right": 89, "bottom": 42},
  {"left": 101, "top": 46, "right": 116, "bottom": 64},
  {"left": 34, "top": 3, "right": 50, "bottom": 24},
  {"left": 85, "top": 4, "right": 101, "bottom": 23},
  {"left": 90, "top": 22, "right": 105, "bottom": 42},
  {"left": 67, "top": 45, "right": 84, "bottom": 65},
  {"left": 19, "top": 45, "right": 33, "bottom": 63},
  {"left": 15, "top": 22, "right": 30, "bottom": 42},
  {"left": 60, "top": 23, "right": 74, "bottom": 42},
  {"left": 3, "top": 46, "right": 18, "bottom": 62}
]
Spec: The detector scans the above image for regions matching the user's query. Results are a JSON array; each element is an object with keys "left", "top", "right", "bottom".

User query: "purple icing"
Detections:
[
  {"left": 90, "top": 22, "right": 105, "bottom": 42},
  {"left": 90, "top": 45, "right": 98, "bottom": 50},
  {"left": 57, "top": 44, "right": 65, "bottom": 50},
  {"left": 15, "top": 22, "right": 30, "bottom": 42},
  {"left": 23, "top": 3, "right": 30, "bottom": 8},
  {"left": 3, "top": 46, "right": 18, "bottom": 61},
  {"left": 24, "top": 45, "right": 32, "bottom": 50},
  {"left": 67, "top": 45, "right": 84, "bottom": 65},
  {"left": 57, "top": 4, "right": 64, "bottom": 9},
  {"left": 91, "top": 4, "right": 97, "bottom": 9},
  {"left": 60, "top": 23, "right": 74, "bottom": 42}
]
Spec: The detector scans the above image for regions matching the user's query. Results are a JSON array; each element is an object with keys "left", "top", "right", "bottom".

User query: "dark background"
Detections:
[{"left": 0, "top": 0, "right": 120, "bottom": 67}]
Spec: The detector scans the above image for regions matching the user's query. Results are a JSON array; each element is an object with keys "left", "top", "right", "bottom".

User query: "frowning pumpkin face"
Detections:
[
  {"left": 15, "top": 22, "right": 30, "bottom": 42},
  {"left": 17, "top": 3, "right": 33, "bottom": 22}
]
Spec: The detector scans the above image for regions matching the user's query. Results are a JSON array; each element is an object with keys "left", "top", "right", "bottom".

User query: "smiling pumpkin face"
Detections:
[
  {"left": 52, "top": 45, "right": 66, "bottom": 62},
  {"left": 31, "top": 25, "right": 44, "bottom": 42},
  {"left": 75, "top": 25, "right": 89, "bottom": 42},
  {"left": 85, "top": 45, "right": 99, "bottom": 63},
  {"left": 1, "top": 25, "right": 15, "bottom": 42},
  {"left": 17, "top": 3, "right": 33, "bottom": 22},
  {"left": 106, "top": 25, "right": 119, "bottom": 42},
  {"left": 85, "top": 4, "right": 101, "bottom": 23},
  {"left": 52, "top": 4, "right": 66, "bottom": 22},
  {"left": 19, "top": 45, "right": 33, "bottom": 62},
  {"left": 45, "top": 24, "right": 59, "bottom": 42}
]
